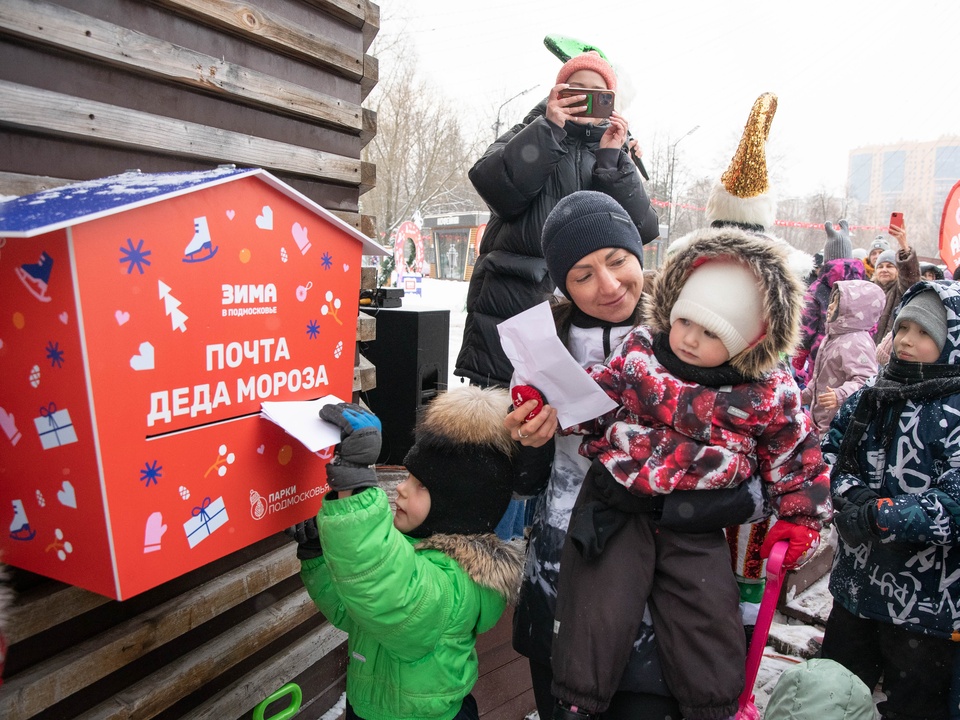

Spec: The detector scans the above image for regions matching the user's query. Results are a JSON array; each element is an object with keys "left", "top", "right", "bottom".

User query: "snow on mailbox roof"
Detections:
[{"left": 0, "top": 166, "right": 387, "bottom": 255}]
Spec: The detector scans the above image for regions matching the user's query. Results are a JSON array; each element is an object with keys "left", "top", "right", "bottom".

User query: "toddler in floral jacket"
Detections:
[{"left": 550, "top": 228, "right": 832, "bottom": 720}]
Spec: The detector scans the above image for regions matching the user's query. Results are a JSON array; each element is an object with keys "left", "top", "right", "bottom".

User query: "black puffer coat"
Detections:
[{"left": 454, "top": 101, "right": 660, "bottom": 386}]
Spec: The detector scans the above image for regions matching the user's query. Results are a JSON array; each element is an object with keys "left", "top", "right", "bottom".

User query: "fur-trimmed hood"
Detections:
[
  {"left": 416, "top": 533, "right": 524, "bottom": 603},
  {"left": 644, "top": 227, "right": 804, "bottom": 379},
  {"left": 668, "top": 220, "right": 814, "bottom": 282}
]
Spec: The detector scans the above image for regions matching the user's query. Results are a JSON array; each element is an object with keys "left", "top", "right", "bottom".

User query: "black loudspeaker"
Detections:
[{"left": 360, "top": 307, "right": 450, "bottom": 465}]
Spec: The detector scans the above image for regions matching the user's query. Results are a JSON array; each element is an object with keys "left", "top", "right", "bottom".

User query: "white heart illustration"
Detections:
[
  {"left": 130, "top": 341, "right": 155, "bottom": 371},
  {"left": 343, "top": 263, "right": 350, "bottom": 272},
  {"left": 257, "top": 444, "right": 265, "bottom": 454},
  {"left": 256, "top": 206, "right": 273, "bottom": 230},
  {"left": 57, "top": 480, "right": 77, "bottom": 509},
  {"left": 116, "top": 310, "right": 130, "bottom": 325},
  {"left": 226, "top": 209, "right": 236, "bottom": 220},
  {"left": 59, "top": 312, "right": 68, "bottom": 324}
]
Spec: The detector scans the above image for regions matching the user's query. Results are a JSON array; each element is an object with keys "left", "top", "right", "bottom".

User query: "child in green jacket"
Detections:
[{"left": 289, "top": 387, "right": 523, "bottom": 720}]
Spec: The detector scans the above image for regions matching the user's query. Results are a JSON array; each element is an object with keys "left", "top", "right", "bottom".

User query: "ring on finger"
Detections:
[{"left": 517, "top": 426, "right": 528, "bottom": 439}]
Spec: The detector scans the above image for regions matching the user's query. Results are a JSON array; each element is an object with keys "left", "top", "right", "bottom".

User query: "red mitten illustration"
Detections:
[{"left": 512, "top": 385, "right": 545, "bottom": 421}]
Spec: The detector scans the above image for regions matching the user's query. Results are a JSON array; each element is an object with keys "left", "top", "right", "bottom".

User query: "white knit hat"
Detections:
[{"left": 670, "top": 260, "right": 765, "bottom": 357}]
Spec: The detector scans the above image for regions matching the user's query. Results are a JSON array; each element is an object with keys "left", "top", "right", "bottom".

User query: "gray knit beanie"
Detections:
[
  {"left": 541, "top": 190, "right": 644, "bottom": 298},
  {"left": 822, "top": 220, "right": 853, "bottom": 263},
  {"left": 895, "top": 289, "right": 948, "bottom": 353},
  {"left": 871, "top": 234, "right": 892, "bottom": 252},
  {"left": 875, "top": 249, "right": 896, "bottom": 267}
]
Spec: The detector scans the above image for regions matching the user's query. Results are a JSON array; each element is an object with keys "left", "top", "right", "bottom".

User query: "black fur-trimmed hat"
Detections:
[{"left": 403, "top": 386, "right": 515, "bottom": 537}]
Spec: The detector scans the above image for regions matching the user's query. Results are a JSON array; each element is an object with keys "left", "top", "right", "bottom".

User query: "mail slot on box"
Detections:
[{"left": 0, "top": 168, "right": 386, "bottom": 599}]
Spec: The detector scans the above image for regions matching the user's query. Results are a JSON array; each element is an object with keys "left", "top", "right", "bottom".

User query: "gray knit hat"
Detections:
[
  {"left": 541, "top": 190, "right": 644, "bottom": 299},
  {"left": 822, "top": 220, "right": 853, "bottom": 263},
  {"left": 875, "top": 249, "right": 896, "bottom": 267},
  {"left": 870, "top": 234, "right": 892, "bottom": 252},
  {"left": 895, "top": 289, "right": 948, "bottom": 353}
]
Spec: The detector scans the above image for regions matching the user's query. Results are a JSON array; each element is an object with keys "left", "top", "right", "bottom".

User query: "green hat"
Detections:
[{"left": 765, "top": 659, "right": 875, "bottom": 720}]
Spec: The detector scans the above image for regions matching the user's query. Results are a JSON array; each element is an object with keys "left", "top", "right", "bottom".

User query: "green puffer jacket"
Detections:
[{"left": 300, "top": 488, "right": 523, "bottom": 720}]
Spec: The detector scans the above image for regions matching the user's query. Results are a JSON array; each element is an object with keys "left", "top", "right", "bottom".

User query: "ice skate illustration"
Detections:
[
  {"left": 182, "top": 217, "right": 218, "bottom": 263},
  {"left": 16, "top": 251, "right": 54, "bottom": 302},
  {"left": 9, "top": 499, "right": 36, "bottom": 541}
]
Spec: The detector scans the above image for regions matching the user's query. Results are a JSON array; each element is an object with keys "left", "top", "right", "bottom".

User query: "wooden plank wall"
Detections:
[
  {"left": 0, "top": 0, "right": 378, "bottom": 234},
  {"left": 0, "top": 2, "right": 380, "bottom": 717},
  {"left": 0, "top": 2, "right": 537, "bottom": 715}
]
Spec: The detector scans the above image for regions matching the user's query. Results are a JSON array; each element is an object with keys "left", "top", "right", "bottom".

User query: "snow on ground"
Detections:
[{"left": 399, "top": 277, "right": 470, "bottom": 390}]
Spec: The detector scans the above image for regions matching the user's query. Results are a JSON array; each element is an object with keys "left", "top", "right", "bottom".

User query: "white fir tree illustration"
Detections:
[{"left": 158, "top": 280, "right": 188, "bottom": 332}]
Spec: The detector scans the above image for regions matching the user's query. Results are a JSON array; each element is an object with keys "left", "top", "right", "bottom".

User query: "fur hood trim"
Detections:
[
  {"left": 415, "top": 533, "right": 524, "bottom": 603},
  {"left": 416, "top": 386, "right": 515, "bottom": 458},
  {"left": 669, "top": 220, "right": 814, "bottom": 282},
  {"left": 644, "top": 227, "right": 804, "bottom": 379}
]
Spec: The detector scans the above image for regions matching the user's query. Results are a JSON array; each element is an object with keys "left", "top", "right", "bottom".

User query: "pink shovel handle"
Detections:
[{"left": 738, "top": 540, "right": 788, "bottom": 710}]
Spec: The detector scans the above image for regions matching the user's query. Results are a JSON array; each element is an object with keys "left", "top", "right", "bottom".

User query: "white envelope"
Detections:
[
  {"left": 260, "top": 394, "right": 346, "bottom": 452},
  {"left": 498, "top": 302, "right": 617, "bottom": 429}
]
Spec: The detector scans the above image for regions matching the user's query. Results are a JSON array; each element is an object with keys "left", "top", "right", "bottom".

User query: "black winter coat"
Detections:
[{"left": 454, "top": 101, "right": 660, "bottom": 387}]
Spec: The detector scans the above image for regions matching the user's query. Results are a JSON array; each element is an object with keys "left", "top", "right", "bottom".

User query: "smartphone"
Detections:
[
  {"left": 558, "top": 87, "right": 616, "bottom": 119},
  {"left": 890, "top": 212, "right": 904, "bottom": 230}
]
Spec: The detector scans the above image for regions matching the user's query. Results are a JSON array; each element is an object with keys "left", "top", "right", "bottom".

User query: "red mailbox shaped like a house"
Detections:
[{"left": 0, "top": 168, "right": 386, "bottom": 599}]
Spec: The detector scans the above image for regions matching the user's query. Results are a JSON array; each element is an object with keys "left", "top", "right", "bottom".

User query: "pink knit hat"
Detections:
[{"left": 556, "top": 51, "right": 617, "bottom": 91}]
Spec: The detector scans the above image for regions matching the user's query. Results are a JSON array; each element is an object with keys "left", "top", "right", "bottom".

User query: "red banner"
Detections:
[{"left": 939, "top": 179, "right": 960, "bottom": 275}]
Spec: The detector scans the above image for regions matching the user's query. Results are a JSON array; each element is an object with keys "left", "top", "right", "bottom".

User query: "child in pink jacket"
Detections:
[{"left": 801, "top": 280, "right": 885, "bottom": 436}]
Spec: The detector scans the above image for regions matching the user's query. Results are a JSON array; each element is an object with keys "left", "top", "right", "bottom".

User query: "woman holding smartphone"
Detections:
[
  {"left": 871, "top": 214, "right": 920, "bottom": 345},
  {"left": 454, "top": 51, "right": 659, "bottom": 391}
]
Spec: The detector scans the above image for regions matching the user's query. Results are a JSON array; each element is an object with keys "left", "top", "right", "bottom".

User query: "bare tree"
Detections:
[{"left": 360, "top": 48, "right": 483, "bottom": 242}]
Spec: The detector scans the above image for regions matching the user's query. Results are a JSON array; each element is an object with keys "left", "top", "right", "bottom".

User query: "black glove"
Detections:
[
  {"left": 832, "top": 495, "right": 879, "bottom": 548},
  {"left": 284, "top": 517, "right": 323, "bottom": 560},
  {"left": 842, "top": 485, "right": 880, "bottom": 507},
  {"left": 319, "top": 402, "right": 382, "bottom": 493}
]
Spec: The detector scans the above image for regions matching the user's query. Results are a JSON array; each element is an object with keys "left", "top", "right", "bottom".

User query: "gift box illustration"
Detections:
[
  {"left": 33, "top": 403, "right": 78, "bottom": 449},
  {"left": 0, "top": 168, "right": 387, "bottom": 599},
  {"left": 183, "top": 496, "right": 229, "bottom": 548}
]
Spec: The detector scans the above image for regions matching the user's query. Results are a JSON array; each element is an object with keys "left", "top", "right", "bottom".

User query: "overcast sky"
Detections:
[{"left": 382, "top": 0, "right": 960, "bottom": 199}]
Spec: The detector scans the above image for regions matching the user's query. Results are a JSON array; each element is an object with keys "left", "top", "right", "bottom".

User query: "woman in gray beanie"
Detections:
[
  {"left": 505, "top": 190, "right": 763, "bottom": 720},
  {"left": 871, "top": 220, "right": 920, "bottom": 345}
]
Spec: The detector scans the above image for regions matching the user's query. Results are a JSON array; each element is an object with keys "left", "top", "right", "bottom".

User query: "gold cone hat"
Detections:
[{"left": 720, "top": 93, "right": 777, "bottom": 199}]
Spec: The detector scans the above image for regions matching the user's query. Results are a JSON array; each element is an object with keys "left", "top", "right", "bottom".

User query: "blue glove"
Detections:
[{"left": 319, "top": 402, "right": 382, "bottom": 492}]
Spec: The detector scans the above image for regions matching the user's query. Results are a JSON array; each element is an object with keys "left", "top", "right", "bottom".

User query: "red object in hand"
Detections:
[
  {"left": 512, "top": 385, "right": 545, "bottom": 421},
  {"left": 760, "top": 520, "right": 820, "bottom": 570}
]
